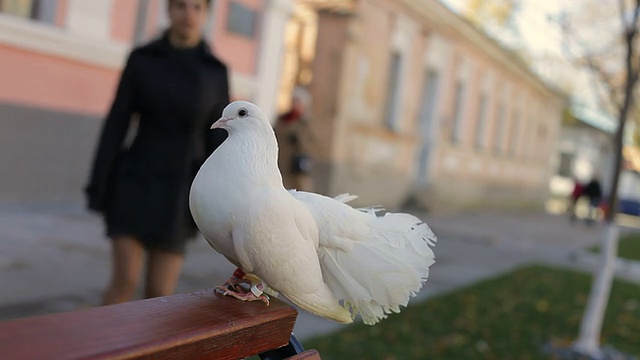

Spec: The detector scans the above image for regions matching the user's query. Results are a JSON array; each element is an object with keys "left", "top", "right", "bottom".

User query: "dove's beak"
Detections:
[{"left": 211, "top": 117, "right": 229, "bottom": 129}]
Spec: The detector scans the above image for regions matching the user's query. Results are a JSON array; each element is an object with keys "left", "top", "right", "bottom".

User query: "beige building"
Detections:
[{"left": 296, "top": 0, "right": 565, "bottom": 210}]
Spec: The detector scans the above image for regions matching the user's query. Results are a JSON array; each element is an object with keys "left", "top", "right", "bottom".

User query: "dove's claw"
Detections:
[
  {"left": 214, "top": 284, "right": 245, "bottom": 294},
  {"left": 219, "top": 288, "right": 270, "bottom": 305},
  {"left": 214, "top": 268, "right": 270, "bottom": 305},
  {"left": 214, "top": 270, "right": 251, "bottom": 294},
  {"left": 223, "top": 275, "right": 251, "bottom": 289}
]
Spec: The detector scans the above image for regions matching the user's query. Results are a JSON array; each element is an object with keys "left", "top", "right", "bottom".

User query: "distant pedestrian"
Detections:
[
  {"left": 274, "top": 87, "right": 315, "bottom": 191},
  {"left": 568, "top": 178, "right": 584, "bottom": 222},
  {"left": 583, "top": 177, "right": 603, "bottom": 224}
]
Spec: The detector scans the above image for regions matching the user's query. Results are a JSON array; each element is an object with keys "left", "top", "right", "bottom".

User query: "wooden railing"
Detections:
[{"left": 0, "top": 289, "right": 320, "bottom": 359}]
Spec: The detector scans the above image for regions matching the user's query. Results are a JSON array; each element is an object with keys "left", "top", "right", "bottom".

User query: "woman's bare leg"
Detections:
[
  {"left": 144, "top": 250, "right": 184, "bottom": 299},
  {"left": 102, "top": 236, "right": 145, "bottom": 305}
]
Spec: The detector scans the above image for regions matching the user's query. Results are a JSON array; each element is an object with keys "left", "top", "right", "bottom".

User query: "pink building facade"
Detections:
[{"left": 0, "top": 0, "right": 291, "bottom": 204}]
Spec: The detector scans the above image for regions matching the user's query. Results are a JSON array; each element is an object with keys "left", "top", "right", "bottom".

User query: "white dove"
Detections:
[{"left": 189, "top": 101, "right": 436, "bottom": 325}]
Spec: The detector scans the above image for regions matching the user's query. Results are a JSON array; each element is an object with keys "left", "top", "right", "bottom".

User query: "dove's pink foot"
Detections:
[
  {"left": 214, "top": 268, "right": 270, "bottom": 305},
  {"left": 216, "top": 268, "right": 250, "bottom": 291},
  {"left": 218, "top": 284, "right": 270, "bottom": 305}
]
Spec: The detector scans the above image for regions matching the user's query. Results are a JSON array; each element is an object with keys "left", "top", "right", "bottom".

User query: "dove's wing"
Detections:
[
  {"left": 290, "top": 190, "right": 436, "bottom": 325},
  {"left": 231, "top": 189, "right": 352, "bottom": 323}
]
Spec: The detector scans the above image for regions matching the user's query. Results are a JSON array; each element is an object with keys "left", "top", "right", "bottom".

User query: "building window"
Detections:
[
  {"left": 526, "top": 116, "right": 536, "bottom": 160},
  {"left": 537, "top": 123, "right": 548, "bottom": 160},
  {"left": 0, "top": 0, "right": 34, "bottom": 17},
  {"left": 451, "top": 81, "right": 466, "bottom": 144},
  {"left": 509, "top": 110, "right": 520, "bottom": 156},
  {"left": 475, "top": 93, "right": 488, "bottom": 148},
  {"left": 0, "top": 0, "right": 56, "bottom": 24},
  {"left": 227, "top": 1, "right": 258, "bottom": 38},
  {"left": 415, "top": 68, "right": 440, "bottom": 185},
  {"left": 384, "top": 51, "right": 402, "bottom": 131},
  {"left": 558, "top": 152, "right": 574, "bottom": 177},
  {"left": 418, "top": 68, "right": 440, "bottom": 133},
  {"left": 494, "top": 103, "right": 506, "bottom": 154}
]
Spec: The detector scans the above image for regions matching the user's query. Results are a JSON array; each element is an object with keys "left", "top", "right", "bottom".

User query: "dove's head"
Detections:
[{"left": 212, "top": 101, "right": 270, "bottom": 133}]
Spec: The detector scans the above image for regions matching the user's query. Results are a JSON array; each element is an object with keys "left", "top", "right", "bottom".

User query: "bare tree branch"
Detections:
[
  {"left": 557, "top": 9, "right": 625, "bottom": 111},
  {"left": 584, "top": 56, "right": 621, "bottom": 109},
  {"left": 567, "top": 1, "right": 640, "bottom": 355}
]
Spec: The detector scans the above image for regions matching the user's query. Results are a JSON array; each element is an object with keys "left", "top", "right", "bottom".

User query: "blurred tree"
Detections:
[
  {"left": 562, "top": 106, "right": 578, "bottom": 126},
  {"left": 632, "top": 117, "right": 640, "bottom": 146},
  {"left": 464, "top": 0, "right": 520, "bottom": 48},
  {"left": 462, "top": 0, "right": 531, "bottom": 69},
  {"left": 559, "top": 0, "right": 640, "bottom": 357},
  {"left": 465, "top": 0, "right": 518, "bottom": 27}
]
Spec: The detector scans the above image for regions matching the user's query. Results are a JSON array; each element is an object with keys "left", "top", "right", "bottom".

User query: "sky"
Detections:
[
  {"left": 439, "top": 0, "right": 564, "bottom": 55},
  {"left": 515, "top": 1, "right": 564, "bottom": 54},
  {"left": 439, "top": 0, "right": 617, "bottom": 130}
]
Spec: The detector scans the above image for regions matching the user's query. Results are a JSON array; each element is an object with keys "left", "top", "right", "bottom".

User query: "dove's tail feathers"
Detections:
[
  {"left": 319, "top": 212, "right": 436, "bottom": 325},
  {"left": 334, "top": 193, "right": 358, "bottom": 203},
  {"left": 286, "top": 286, "right": 353, "bottom": 324},
  {"left": 335, "top": 193, "right": 387, "bottom": 215},
  {"left": 289, "top": 190, "right": 358, "bottom": 205}
]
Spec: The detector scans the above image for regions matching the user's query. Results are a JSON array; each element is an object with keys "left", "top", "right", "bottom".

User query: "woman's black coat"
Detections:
[{"left": 86, "top": 34, "right": 229, "bottom": 244}]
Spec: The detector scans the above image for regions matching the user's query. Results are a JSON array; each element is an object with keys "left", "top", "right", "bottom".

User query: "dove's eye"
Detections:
[{"left": 238, "top": 108, "right": 248, "bottom": 117}]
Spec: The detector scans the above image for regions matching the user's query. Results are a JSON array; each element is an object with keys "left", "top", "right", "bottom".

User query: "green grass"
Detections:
[
  {"left": 302, "top": 265, "right": 640, "bottom": 360},
  {"left": 589, "top": 232, "right": 640, "bottom": 261}
]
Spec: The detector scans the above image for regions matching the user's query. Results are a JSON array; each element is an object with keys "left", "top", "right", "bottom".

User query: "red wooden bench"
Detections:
[{"left": 0, "top": 289, "right": 320, "bottom": 359}]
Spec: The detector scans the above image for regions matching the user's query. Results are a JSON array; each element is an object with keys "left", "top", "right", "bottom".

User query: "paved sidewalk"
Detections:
[{"left": 0, "top": 202, "right": 637, "bottom": 341}]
